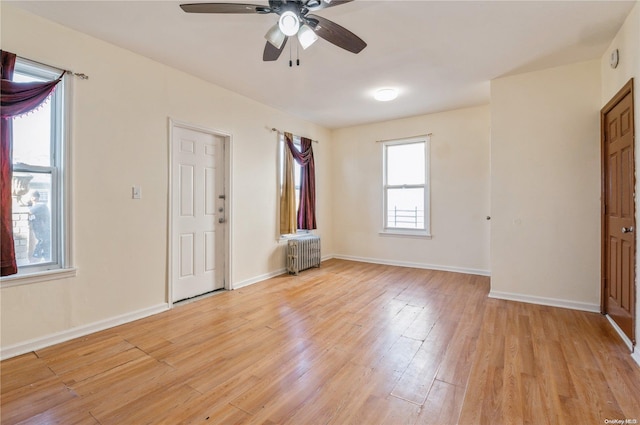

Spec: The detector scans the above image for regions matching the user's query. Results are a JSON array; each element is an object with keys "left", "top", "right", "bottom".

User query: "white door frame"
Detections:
[{"left": 168, "top": 118, "right": 233, "bottom": 307}]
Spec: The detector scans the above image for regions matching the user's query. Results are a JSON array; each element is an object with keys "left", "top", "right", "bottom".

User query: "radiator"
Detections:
[{"left": 287, "top": 235, "right": 321, "bottom": 275}]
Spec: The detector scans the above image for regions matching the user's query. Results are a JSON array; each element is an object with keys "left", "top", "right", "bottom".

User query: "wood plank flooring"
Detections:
[{"left": 2, "top": 259, "right": 639, "bottom": 424}]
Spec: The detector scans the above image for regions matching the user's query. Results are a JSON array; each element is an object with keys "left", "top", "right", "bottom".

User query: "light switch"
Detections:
[{"left": 132, "top": 186, "right": 142, "bottom": 199}]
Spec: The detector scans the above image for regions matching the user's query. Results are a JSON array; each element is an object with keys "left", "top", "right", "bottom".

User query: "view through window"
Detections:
[
  {"left": 383, "top": 137, "right": 429, "bottom": 232},
  {"left": 279, "top": 134, "right": 303, "bottom": 235},
  {"left": 11, "top": 59, "right": 67, "bottom": 273}
]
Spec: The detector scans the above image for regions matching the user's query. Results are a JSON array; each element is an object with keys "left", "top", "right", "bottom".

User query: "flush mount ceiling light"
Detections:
[
  {"left": 374, "top": 88, "right": 399, "bottom": 102},
  {"left": 279, "top": 11, "right": 300, "bottom": 36}
]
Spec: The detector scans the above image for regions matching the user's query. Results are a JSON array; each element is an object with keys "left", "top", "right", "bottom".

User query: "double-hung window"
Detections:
[
  {"left": 279, "top": 134, "right": 302, "bottom": 213},
  {"left": 8, "top": 58, "right": 72, "bottom": 279},
  {"left": 278, "top": 134, "right": 307, "bottom": 237},
  {"left": 382, "top": 136, "right": 430, "bottom": 236}
]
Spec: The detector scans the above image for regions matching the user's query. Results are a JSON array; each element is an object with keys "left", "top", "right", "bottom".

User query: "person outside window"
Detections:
[{"left": 28, "top": 191, "right": 50, "bottom": 262}]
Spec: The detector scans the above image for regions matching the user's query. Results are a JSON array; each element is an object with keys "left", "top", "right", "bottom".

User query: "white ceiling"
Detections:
[{"left": 7, "top": 0, "right": 636, "bottom": 129}]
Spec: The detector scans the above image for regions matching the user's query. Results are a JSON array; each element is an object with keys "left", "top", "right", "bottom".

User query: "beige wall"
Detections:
[
  {"left": 0, "top": 5, "right": 332, "bottom": 353},
  {"left": 490, "top": 60, "right": 602, "bottom": 310},
  {"left": 601, "top": 3, "right": 639, "bottom": 104},
  {"left": 2, "top": 2, "right": 639, "bottom": 359},
  {"left": 600, "top": 1, "right": 640, "bottom": 351},
  {"left": 331, "top": 105, "right": 491, "bottom": 274}
]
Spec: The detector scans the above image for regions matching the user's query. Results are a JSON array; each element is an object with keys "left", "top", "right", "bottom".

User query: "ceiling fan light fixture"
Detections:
[
  {"left": 265, "top": 24, "right": 286, "bottom": 49},
  {"left": 278, "top": 11, "right": 300, "bottom": 36},
  {"left": 298, "top": 24, "right": 319, "bottom": 49},
  {"left": 374, "top": 88, "right": 399, "bottom": 102}
]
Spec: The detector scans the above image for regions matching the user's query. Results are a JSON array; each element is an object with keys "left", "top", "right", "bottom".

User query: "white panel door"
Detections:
[{"left": 172, "top": 126, "right": 225, "bottom": 302}]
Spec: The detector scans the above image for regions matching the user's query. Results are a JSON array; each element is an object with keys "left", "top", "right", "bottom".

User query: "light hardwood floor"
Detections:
[{"left": 1, "top": 259, "right": 639, "bottom": 424}]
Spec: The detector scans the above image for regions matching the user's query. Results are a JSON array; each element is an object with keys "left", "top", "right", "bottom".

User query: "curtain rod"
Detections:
[
  {"left": 375, "top": 133, "right": 433, "bottom": 143},
  {"left": 271, "top": 127, "right": 319, "bottom": 144},
  {"left": 18, "top": 55, "right": 89, "bottom": 80},
  {"left": 65, "top": 70, "right": 89, "bottom": 80}
]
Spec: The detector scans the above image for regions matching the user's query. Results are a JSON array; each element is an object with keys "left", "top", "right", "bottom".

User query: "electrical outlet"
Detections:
[{"left": 132, "top": 186, "right": 142, "bottom": 199}]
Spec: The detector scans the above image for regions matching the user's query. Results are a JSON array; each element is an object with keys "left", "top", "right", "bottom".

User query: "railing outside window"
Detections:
[{"left": 387, "top": 207, "right": 425, "bottom": 229}]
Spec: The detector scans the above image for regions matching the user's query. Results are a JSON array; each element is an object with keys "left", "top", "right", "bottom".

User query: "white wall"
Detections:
[
  {"left": 600, "top": 1, "right": 640, "bottom": 352},
  {"left": 0, "top": 5, "right": 332, "bottom": 355},
  {"left": 331, "top": 105, "right": 491, "bottom": 275},
  {"left": 490, "top": 60, "right": 602, "bottom": 311}
]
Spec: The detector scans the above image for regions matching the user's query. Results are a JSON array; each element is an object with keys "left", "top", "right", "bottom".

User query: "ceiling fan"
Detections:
[{"left": 180, "top": 0, "right": 367, "bottom": 61}]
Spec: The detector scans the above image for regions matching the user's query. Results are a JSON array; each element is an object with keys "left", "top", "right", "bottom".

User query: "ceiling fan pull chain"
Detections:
[
  {"left": 289, "top": 39, "right": 293, "bottom": 67},
  {"left": 297, "top": 40, "right": 300, "bottom": 66}
]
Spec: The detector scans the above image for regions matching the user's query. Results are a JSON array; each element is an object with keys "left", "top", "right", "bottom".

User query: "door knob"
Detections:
[
  {"left": 622, "top": 226, "right": 634, "bottom": 233},
  {"left": 218, "top": 218, "right": 226, "bottom": 224}
]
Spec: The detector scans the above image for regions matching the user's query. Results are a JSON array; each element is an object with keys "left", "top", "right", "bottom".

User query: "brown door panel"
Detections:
[{"left": 602, "top": 78, "right": 635, "bottom": 344}]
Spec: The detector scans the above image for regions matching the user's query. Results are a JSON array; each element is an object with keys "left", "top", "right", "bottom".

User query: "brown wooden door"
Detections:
[{"left": 602, "top": 78, "right": 635, "bottom": 344}]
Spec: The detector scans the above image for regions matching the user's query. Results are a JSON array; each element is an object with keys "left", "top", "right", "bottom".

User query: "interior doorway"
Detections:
[
  {"left": 601, "top": 78, "right": 636, "bottom": 345},
  {"left": 170, "top": 121, "right": 230, "bottom": 303}
]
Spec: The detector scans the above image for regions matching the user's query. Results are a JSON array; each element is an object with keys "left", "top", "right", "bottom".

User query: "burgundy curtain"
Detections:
[
  {"left": 1, "top": 78, "right": 62, "bottom": 118},
  {"left": 284, "top": 134, "right": 317, "bottom": 230},
  {"left": 0, "top": 50, "right": 62, "bottom": 276}
]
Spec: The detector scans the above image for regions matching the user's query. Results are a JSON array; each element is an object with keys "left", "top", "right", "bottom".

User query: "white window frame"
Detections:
[
  {"left": 277, "top": 133, "right": 310, "bottom": 239},
  {"left": 1, "top": 58, "right": 75, "bottom": 286},
  {"left": 380, "top": 135, "right": 431, "bottom": 238}
]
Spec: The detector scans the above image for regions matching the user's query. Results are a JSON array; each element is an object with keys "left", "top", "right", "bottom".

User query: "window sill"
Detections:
[
  {"left": 379, "top": 229, "right": 432, "bottom": 239},
  {"left": 278, "top": 231, "right": 313, "bottom": 242},
  {"left": 1, "top": 267, "right": 77, "bottom": 288}
]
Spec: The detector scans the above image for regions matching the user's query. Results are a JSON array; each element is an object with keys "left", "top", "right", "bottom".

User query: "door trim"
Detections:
[
  {"left": 168, "top": 119, "right": 233, "bottom": 308},
  {"left": 600, "top": 78, "right": 636, "bottom": 345}
]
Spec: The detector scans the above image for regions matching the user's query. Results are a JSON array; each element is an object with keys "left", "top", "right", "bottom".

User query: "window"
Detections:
[
  {"left": 278, "top": 134, "right": 307, "bottom": 237},
  {"left": 279, "top": 134, "right": 302, "bottom": 212},
  {"left": 9, "top": 58, "right": 71, "bottom": 277},
  {"left": 382, "top": 136, "right": 430, "bottom": 236}
]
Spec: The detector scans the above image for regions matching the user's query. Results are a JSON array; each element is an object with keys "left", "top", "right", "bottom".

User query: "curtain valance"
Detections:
[{"left": 1, "top": 77, "right": 62, "bottom": 118}]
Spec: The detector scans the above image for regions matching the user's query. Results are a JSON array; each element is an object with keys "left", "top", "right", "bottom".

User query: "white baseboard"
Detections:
[
  {"left": 230, "top": 254, "right": 490, "bottom": 293},
  {"left": 230, "top": 255, "right": 334, "bottom": 290},
  {"left": 0, "top": 303, "right": 169, "bottom": 361},
  {"left": 605, "top": 314, "right": 635, "bottom": 351},
  {"left": 232, "top": 268, "right": 287, "bottom": 290},
  {"left": 331, "top": 254, "right": 491, "bottom": 277},
  {"left": 488, "top": 290, "right": 600, "bottom": 313},
  {"left": 605, "top": 315, "right": 639, "bottom": 368}
]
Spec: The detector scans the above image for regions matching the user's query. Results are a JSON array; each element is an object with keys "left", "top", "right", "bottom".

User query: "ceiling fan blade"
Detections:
[
  {"left": 180, "top": 3, "right": 271, "bottom": 14},
  {"left": 263, "top": 37, "right": 288, "bottom": 61},
  {"left": 305, "top": 0, "right": 353, "bottom": 11},
  {"left": 306, "top": 14, "right": 366, "bottom": 54}
]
